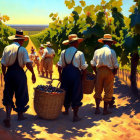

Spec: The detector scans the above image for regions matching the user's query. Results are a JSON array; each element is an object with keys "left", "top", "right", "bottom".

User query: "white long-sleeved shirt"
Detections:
[
  {"left": 42, "top": 47, "right": 55, "bottom": 59},
  {"left": 1, "top": 42, "right": 31, "bottom": 68},
  {"left": 90, "top": 45, "right": 119, "bottom": 69},
  {"left": 57, "top": 46, "right": 88, "bottom": 70}
]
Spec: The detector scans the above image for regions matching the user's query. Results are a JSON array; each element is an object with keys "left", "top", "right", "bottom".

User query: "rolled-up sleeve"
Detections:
[
  {"left": 112, "top": 50, "right": 119, "bottom": 69},
  {"left": 90, "top": 51, "right": 97, "bottom": 67},
  {"left": 23, "top": 48, "right": 32, "bottom": 64},
  {"left": 57, "top": 50, "right": 65, "bottom": 67},
  {"left": 80, "top": 53, "right": 88, "bottom": 70}
]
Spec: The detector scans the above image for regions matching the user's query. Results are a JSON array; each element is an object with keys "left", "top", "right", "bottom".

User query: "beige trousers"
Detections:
[
  {"left": 94, "top": 66, "right": 114, "bottom": 102},
  {"left": 40, "top": 59, "right": 44, "bottom": 73},
  {"left": 43, "top": 57, "right": 53, "bottom": 73}
]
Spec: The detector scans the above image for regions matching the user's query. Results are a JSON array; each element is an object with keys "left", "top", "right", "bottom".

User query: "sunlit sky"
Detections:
[{"left": 0, "top": 0, "right": 135, "bottom": 25}]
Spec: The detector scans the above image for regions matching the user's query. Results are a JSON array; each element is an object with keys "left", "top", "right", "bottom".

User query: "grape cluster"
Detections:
[
  {"left": 86, "top": 75, "right": 95, "bottom": 80},
  {"left": 36, "top": 85, "right": 63, "bottom": 94}
]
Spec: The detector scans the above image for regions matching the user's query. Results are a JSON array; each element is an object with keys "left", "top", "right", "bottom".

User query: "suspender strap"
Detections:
[
  {"left": 15, "top": 46, "right": 21, "bottom": 64},
  {"left": 71, "top": 50, "right": 78, "bottom": 64},
  {"left": 64, "top": 50, "right": 78, "bottom": 65}
]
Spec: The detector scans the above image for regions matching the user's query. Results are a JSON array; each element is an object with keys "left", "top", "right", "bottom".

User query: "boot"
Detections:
[
  {"left": 41, "top": 72, "right": 44, "bottom": 77},
  {"left": 103, "top": 101, "right": 112, "bottom": 115},
  {"left": 73, "top": 107, "right": 81, "bottom": 122},
  {"left": 109, "top": 97, "right": 116, "bottom": 108},
  {"left": 3, "top": 105, "right": 12, "bottom": 128},
  {"left": 50, "top": 73, "right": 52, "bottom": 79},
  {"left": 95, "top": 98, "right": 101, "bottom": 114},
  {"left": 46, "top": 72, "right": 48, "bottom": 78},
  {"left": 18, "top": 112, "right": 27, "bottom": 121}
]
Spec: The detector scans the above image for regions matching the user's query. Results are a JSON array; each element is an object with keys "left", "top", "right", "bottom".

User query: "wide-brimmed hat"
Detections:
[
  {"left": 40, "top": 44, "right": 45, "bottom": 49},
  {"left": 98, "top": 34, "right": 117, "bottom": 44},
  {"left": 43, "top": 42, "right": 52, "bottom": 47},
  {"left": 8, "top": 30, "right": 29, "bottom": 41},
  {"left": 62, "top": 34, "right": 84, "bottom": 45}
]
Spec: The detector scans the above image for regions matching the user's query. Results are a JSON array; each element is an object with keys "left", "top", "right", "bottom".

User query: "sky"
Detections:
[{"left": 0, "top": 0, "right": 136, "bottom": 25}]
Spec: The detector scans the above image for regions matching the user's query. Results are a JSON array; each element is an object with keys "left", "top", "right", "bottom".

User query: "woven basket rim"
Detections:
[{"left": 34, "top": 88, "right": 65, "bottom": 95}]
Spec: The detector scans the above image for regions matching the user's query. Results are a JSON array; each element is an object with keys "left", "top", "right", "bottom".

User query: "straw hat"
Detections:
[
  {"left": 43, "top": 42, "right": 52, "bottom": 47},
  {"left": 98, "top": 34, "right": 117, "bottom": 44},
  {"left": 40, "top": 44, "right": 45, "bottom": 49},
  {"left": 8, "top": 30, "right": 29, "bottom": 41},
  {"left": 62, "top": 34, "right": 84, "bottom": 45}
]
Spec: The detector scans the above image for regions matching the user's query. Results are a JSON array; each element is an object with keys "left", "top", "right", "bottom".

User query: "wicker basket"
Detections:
[
  {"left": 82, "top": 72, "right": 96, "bottom": 94},
  {"left": 34, "top": 81, "right": 65, "bottom": 120}
]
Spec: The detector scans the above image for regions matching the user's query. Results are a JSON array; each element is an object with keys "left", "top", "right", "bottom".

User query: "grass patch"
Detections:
[
  {"left": 30, "top": 36, "right": 40, "bottom": 51},
  {"left": 53, "top": 54, "right": 60, "bottom": 65},
  {"left": 23, "top": 40, "right": 29, "bottom": 48}
]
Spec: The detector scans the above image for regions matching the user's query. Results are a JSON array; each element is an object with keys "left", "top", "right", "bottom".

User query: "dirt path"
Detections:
[{"left": 0, "top": 39, "right": 140, "bottom": 140}]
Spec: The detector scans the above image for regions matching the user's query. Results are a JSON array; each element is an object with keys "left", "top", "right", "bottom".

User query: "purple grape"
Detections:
[{"left": 36, "top": 85, "right": 63, "bottom": 94}]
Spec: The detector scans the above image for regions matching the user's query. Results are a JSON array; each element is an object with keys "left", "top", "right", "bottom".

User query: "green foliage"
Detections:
[
  {"left": 30, "top": 35, "right": 42, "bottom": 51},
  {"left": 96, "top": 12, "right": 105, "bottom": 26},
  {"left": 30, "top": 0, "right": 139, "bottom": 70},
  {"left": 0, "top": 22, "right": 16, "bottom": 57},
  {"left": 130, "top": 7, "right": 140, "bottom": 35},
  {"left": 111, "top": 7, "right": 125, "bottom": 36},
  {"left": 65, "top": 0, "right": 75, "bottom": 9}
]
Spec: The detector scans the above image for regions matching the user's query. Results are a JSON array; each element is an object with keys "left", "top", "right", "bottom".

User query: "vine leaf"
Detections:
[{"left": 79, "top": 0, "right": 86, "bottom": 7}]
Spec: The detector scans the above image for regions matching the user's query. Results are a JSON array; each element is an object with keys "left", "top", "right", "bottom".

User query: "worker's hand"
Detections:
[{"left": 32, "top": 73, "right": 36, "bottom": 84}]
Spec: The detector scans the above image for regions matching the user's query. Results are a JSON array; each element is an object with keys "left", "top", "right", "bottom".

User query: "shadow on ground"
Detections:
[{"left": 0, "top": 77, "right": 139, "bottom": 140}]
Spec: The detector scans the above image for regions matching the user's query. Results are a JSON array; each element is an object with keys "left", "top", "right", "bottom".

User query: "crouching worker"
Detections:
[
  {"left": 90, "top": 34, "right": 119, "bottom": 115},
  {"left": 42, "top": 42, "right": 55, "bottom": 79},
  {"left": 1, "top": 30, "right": 36, "bottom": 128},
  {"left": 57, "top": 34, "right": 88, "bottom": 122}
]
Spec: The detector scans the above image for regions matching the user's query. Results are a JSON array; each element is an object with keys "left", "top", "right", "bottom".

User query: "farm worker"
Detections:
[
  {"left": 90, "top": 34, "right": 119, "bottom": 115},
  {"left": 29, "top": 47, "right": 36, "bottom": 66},
  {"left": 42, "top": 42, "right": 55, "bottom": 79},
  {"left": 39, "top": 45, "right": 45, "bottom": 77},
  {"left": 34, "top": 55, "right": 40, "bottom": 74},
  {"left": 39, "top": 44, "right": 44, "bottom": 56},
  {"left": 57, "top": 34, "right": 88, "bottom": 122},
  {"left": 29, "top": 47, "right": 36, "bottom": 60},
  {"left": 1, "top": 30, "right": 36, "bottom": 128}
]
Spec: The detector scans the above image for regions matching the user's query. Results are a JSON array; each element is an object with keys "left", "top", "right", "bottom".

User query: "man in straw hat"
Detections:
[
  {"left": 57, "top": 34, "right": 88, "bottom": 122},
  {"left": 90, "top": 34, "right": 119, "bottom": 115},
  {"left": 41, "top": 42, "right": 55, "bottom": 79},
  {"left": 39, "top": 44, "right": 44, "bottom": 56},
  {"left": 1, "top": 30, "right": 36, "bottom": 128}
]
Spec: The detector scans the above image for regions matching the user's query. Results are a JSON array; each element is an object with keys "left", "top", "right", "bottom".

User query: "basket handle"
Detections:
[{"left": 49, "top": 79, "right": 61, "bottom": 92}]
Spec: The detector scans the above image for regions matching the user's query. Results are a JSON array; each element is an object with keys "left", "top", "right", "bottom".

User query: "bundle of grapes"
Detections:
[
  {"left": 82, "top": 72, "right": 96, "bottom": 94},
  {"left": 34, "top": 82, "right": 65, "bottom": 120}
]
